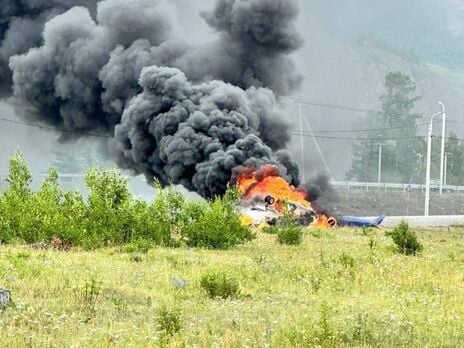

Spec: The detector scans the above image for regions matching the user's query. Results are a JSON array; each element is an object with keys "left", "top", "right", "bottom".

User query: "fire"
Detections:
[
  {"left": 312, "top": 215, "right": 337, "bottom": 228},
  {"left": 235, "top": 164, "right": 336, "bottom": 228}
]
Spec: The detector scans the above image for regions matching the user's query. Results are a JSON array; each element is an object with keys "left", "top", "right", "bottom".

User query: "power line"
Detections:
[
  {"left": 307, "top": 121, "right": 431, "bottom": 134},
  {"left": 0, "top": 116, "right": 111, "bottom": 138},
  {"left": 4, "top": 112, "right": 428, "bottom": 136},
  {"left": 0, "top": 111, "right": 461, "bottom": 142},
  {"left": 281, "top": 98, "right": 379, "bottom": 113},
  {"left": 283, "top": 98, "right": 447, "bottom": 133},
  {"left": 290, "top": 132, "right": 427, "bottom": 141},
  {"left": 1, "top": 114, "right": 420, "bottom": 142},
  {"left": 291, "top": 132, "right": 464, "bottom": 142}
]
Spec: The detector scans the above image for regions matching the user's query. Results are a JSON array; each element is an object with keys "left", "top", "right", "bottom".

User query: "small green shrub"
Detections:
[
  {"left": 276, "top": 213, "right": 303, "bottom": 245},
  {"left": 263, "top": 225, "right": 279, "bottom": 234},
  {"left": 277, "top": 225, "right": 303, "bottom": 245},
  {"left": 158, "top": 305, "right": 182, "bottom": 336},
  {"left": 200, "top": 270, "right": 240, "bottom": 299},
  {"left": 73, "top": 278, "right": 102, "bottom": 317},
  {"left": 346, "top": 313, "right": 374, "bottom": 343},
  {"left": 124, "top": 184, "right": 207, "bottom": 247},
  {"left": 0, "top": 151, "right": 34, "bottom": 243},
  {"left": 85, "top": 168, "right": 132, "bottom": 246},
  {"left": 119, "top": 200, "right": 154, "bottom": 244},
  {"left": 279, "top": 302, "right": 337, "bottom": 346},
  {"left": 362, "top": 226, "right": 375, "bottom": 236},
  {"left": 123, "top": 239, "right": 153, "bottom": 253},
  {"left": 339, "top": 253, "right": 356, "bottom": 269},
  {"left": 368, "top": 237, "right": 377, "bottom": 252},
  {"left": 387, "top": 221, "right": 423, "bottom": 255},
  {"left": 129, "top": 255, "right": 143, "bottom": 263},
  {"left": 58, "top": 191, "right": 87, "bottom": 245},
  {"left": 29, "top": 168, "right": 63, "bottom": 242},
  {"left": 309, "top": 229, "right": 329, "bottom": 238},
  {"left": 147, "top": 184, "right": 196, "bottom": 246},
  {"left": 316, "top": 301, "right": 335, "bottom": 344},
  {"left": 183, "top": 189, "right": 254, "bottom": 249},
  {"left": 6, "top": 151, "right": 32, "bottom": 196}
]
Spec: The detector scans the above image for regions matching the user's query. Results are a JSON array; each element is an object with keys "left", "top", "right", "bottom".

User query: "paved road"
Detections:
[{"left": 380, "top": 216, "right": 464, "bottom": 228}]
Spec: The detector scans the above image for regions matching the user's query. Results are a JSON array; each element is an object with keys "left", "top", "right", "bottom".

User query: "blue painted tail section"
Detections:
[{"left": 339, "top": 215, "right": 385, "bottom": 227}]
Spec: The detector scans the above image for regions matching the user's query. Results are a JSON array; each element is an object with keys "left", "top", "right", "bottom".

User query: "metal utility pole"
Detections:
[
  {"left": 425, "top": 121, "right": 433, "bottom": 217},
  {"left": 425, "top": 105, "right": 445, "bottom": 216},
  {"left": 444, "top": 152, "right": 450, "bottom": 186},
  {"left": 438, "top": 101, "right": 446, "bottom": 194},
  {"left": 302, "top": 115, "right": 332, "bottom": 176},
  {"left": 377, "top": 142, "right": 383, "bottom": 183}
]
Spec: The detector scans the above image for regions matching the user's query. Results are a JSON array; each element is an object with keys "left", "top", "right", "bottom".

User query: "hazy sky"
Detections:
[
  {"left": 0, "top": 101, "right": 56, "bottom": 173},
  {"left": 2, "top": 0, "right": 464, "bottom": 180}
]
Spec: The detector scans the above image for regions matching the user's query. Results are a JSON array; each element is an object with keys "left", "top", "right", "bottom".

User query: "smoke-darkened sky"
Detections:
[
  {"left": 2, "top": 0, "right": 464, "bottom": 184},
  {"left": 1, "top": 0, "right": 304, "bottom": 197}
]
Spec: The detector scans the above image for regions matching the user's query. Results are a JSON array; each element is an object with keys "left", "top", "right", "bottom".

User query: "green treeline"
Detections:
[
  {"left": 0, "top": 152, "right": 254, "bottom": 249},
  {"left": 348, "top": 71, "right": 464, "bottom": 185}
]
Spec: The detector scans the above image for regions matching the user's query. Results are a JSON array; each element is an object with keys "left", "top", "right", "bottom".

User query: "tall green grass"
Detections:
[{"left": 1, "top": 228, "right": 463, "bottom": 347}]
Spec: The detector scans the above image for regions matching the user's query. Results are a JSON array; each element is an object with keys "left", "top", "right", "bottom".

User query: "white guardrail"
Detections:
[
  {"left": 331, "top": 181, "right": 464, "bottom": 193},
  {"left": 381, "top": 216, "right": 464, "bottom": 228}
]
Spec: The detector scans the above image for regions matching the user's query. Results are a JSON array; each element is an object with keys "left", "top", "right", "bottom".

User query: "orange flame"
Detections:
[
  {"left": 235, "top": 164, "right": 336, "bottom": 228},
  {"left": 311, "top": 215, "right": 338, "bottom": 228}
]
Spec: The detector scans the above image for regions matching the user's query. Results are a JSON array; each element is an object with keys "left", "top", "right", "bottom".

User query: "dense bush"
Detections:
[
  {"left": 276, "top": 212, "right": 303, "bottom": 245},
  {"left": 158, "top": 305, "right": 182, "bottom": 336},
  {"left": 0, "top": 152, "right": 34, "bottom": 243},
  {"left": 182, "top": 189, "right": 255, "bottom": 249},
  {"left": 145, "top": 183, "right": 204, "bottom": 246},
  {"left": 123, "top": 239, "right": 153, "bottom": 254},
  {"left": 387, "top": 221, "right": 423, "bottom": 255},
  {"left": 200, "top": 270, "right": 241, "bottom": 299},
  {"left": 84, "top": 168, "right": 131, "bottom": 246},
  {"left": 0, "top": 152, "right": 253, "bottom": 250}
]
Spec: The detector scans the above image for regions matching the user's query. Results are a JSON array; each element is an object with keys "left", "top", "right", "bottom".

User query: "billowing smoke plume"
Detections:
[
  {"left": 115, "top": 66, "right": 298, "bottom": 196},
  {"left": 0, "top": 1, "right": 98, "bottom": 96},
  {"left": 5, "top": 0, "right": 303, "bottom": 197},
  {"left": 190, "top": 0, "right": 303, "bottom": 95},
  {"left": 9, "top": 1, "right": 171, "bottom": 133},
  {"left": 301, "top": 175, "right": 339, "bottom": 217}
]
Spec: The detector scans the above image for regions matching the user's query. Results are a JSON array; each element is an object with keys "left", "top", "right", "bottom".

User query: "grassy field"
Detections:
[{"left": 1, "top": 227, "right": 464, "bottom": 347}]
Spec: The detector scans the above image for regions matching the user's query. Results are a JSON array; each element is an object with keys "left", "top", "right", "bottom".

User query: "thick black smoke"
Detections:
[
  {"left": 6, "top": 0, "right": 303, "bottom": 197},
  {"left": 195, "top": 0, "right": 303, "bottom": 95},
  {"left": 115, "top": 66, "right": 298, "bottom": 197},
  {"left": 10, "top": 0, "right": 171, "bottom": 133},
  {"left": 0, "top": 0, "right": 98, "bottom": 96},
  {"left": 301, "top": 174, "right": 339, "bottom": 217}
]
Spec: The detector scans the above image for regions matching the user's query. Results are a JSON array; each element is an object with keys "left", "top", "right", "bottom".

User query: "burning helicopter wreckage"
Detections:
[
  {"left": 233, "top": 164, "right": 385, "bottom": 230},
  {"left": 234, "top": 164, "right": 338, "bottom": 229}
]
